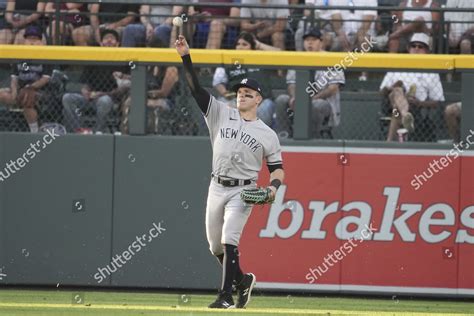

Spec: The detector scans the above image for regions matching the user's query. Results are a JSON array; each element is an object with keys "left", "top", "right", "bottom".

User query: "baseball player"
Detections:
[{"left": 175, "top": 35, "right": 285, "bottom": 309}]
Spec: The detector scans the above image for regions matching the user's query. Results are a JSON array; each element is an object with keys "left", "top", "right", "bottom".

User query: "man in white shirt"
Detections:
[
  {"left": 380, "top": 33, "right": 445, "bottom": 141},
  {"left": 326, "top": 0, "right": 378, "bottom": 51}
]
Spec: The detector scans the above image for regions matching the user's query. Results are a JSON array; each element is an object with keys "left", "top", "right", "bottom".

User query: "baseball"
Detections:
[{"left": 173, "top": 16, "right": 183, "bottom": 27}]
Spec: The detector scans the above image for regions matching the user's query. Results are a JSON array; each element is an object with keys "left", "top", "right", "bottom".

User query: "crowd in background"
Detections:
[
  {"left": 0, "top": 0, "right": 472, "bottom": 142},
  {"left": 0, "top": 1, "right": 472, "bottom": 53}
]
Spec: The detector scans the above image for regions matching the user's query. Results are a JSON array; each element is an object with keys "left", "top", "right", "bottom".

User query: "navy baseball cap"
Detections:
[
  {"left": 101, "top": 28, "right": 120, "bottom": 41},
  {"left": 23, "top": 25, "right": 42, "bottom": 39},
  {"left": 303, "top": 27, "right": 322, "bottom": 40},
  {"left": 232, "top": 78, "right": 263, "bottom": 95}
]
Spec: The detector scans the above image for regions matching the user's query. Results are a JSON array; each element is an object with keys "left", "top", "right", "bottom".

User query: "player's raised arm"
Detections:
[{"left": 175, "top": 35, "right": 211, "bottom": 113}]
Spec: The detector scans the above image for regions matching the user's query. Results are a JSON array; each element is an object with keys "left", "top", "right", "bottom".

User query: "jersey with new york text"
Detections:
[{"left": 205, "top": 95, "right": 282, "bottom": 180}]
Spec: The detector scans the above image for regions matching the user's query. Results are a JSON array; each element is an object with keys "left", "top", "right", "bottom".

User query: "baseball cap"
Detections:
[
  {"left": 101, "top": 28, "right": 120, "bottom": 41},
  {"left": 23, "top": 25, "right": 42, "bottom": 39},
  {"left": 303, "top": 27, "right": 322, "bottom": 40},
  {"left": 232, "top": 78, "right": 263, "bottom": 95},
  {"left": 409, "top": 33, "right": 430, "bottom": 49}
]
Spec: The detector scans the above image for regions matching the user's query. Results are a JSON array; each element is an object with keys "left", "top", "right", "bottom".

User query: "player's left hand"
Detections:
[{"left": 267, "top": 186, "right": 276, "bottom": 200}]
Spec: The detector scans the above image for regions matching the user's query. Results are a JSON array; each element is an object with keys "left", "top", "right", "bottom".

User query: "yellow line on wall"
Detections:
[{"left": 0, "top": 45, "right": 472, "bottom": 70}]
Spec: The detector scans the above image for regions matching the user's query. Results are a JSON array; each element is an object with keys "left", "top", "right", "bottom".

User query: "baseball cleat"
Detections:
[
  {"left": 402, "top": 112, "right": 415, "bottom": 133},
  {"left": 208, "top": 290, "right": 235, "bottom": 309},
  {"left": 236, "top": 273, "right": 256, "bottom": 308}
]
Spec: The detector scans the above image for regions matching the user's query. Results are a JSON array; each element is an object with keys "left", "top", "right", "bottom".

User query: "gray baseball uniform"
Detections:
[
  {"left": 180, "top": 52, "right": 283, "bottom": 253},
  {"left": 205, "top": 95, "right": 282, "bottom": 254}
]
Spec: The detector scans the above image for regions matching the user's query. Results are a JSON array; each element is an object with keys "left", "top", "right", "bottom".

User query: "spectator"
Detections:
[
  {"left": 44, "top": 2, "right": 87, "bottom": 45},
  {"left": 4, "top": 0, "right": 46, "bottom": 45},
  {"left": 212, "top": 32, "right": 279, "bottom": 127},
  {"left": 276, "top": 28, "right": 345, "bottom": 138},
  {"left": 121, "top": 4, "right": 184, "bottom": 48},
  {"left": 0, "top": 25, "right": 51, "bottom": 132},
  {"left": 380, "top": 33, "right": 445, "bottom": 142},
  {"left": 294, "top": 0, "right": 334, "bottom": 51},
  {"left": 445, "top": 0, "right": 474, "bottom": 54},
  {"left": 371, "top": 0, "right": 404, "bottom": 52},
  {"left": 72, "top": 2, "right": 139, "bottom": 46},
  {"left": 296, "top": 0, "right": 376, "bottom": 80},
  {"left": 323, "top": 0, "right": 378, "bottom": 52},
  {"left": 240, "top": 0, "right": 289, "bottom": 50},
  {"left": 445, "top": 102, "right": 461, "bottom": 143},
  {"left": 189, "top": 0, "right": 241, "bottom": 49},
  {"left": 0, "top": 0, "right": 14, "bottom": 44},
  {"left": 62, "top": 30, "right": 129, "bottom": 133},
  {"left": 120, "top": 36, "right": 179, "bottom": 134},
  {"left": 388, "top": 0, "right": 440, "bottom": 53}
]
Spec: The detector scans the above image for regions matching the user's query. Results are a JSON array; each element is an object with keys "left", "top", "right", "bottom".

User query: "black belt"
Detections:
[{"left": 211, "top": 174, "right": 252, "bottom": 187}]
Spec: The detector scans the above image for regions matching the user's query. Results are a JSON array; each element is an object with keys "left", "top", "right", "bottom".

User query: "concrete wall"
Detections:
[
  {"left": 111, "top": 136, "right": 217, "bottom": 288},
  {"left": 0, "top": 133, "right": 220, "bottom": 289},
  {"left": 0, "top": 134, "right": 115, "bottom": 286}
]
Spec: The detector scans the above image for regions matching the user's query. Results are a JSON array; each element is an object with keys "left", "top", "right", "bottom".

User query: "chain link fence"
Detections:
[
  {"left": 0, "top": 59, "right": 460, "bottom": 142},
  {"left": 0, "top": 1, "right": 470, "bottom": 142},
  {"left": 0, "top": 61, "right": 207, "bottom": 136},
  {"left": 271, "top": 68, "right": 458, "bottom": 142}
]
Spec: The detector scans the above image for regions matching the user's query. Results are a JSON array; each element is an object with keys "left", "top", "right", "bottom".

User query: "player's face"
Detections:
[
  {"left": 303, "top": 36, "right": 322, "bottom": 52},
  {"left": 236, "top": 87, "right": 261, "bottom": 111},
  {"left": 236, "top": 38, "right": 252, "bottom": 50},
  {"left": 408, "top": 42, "right": 429, "bottom": 54}
]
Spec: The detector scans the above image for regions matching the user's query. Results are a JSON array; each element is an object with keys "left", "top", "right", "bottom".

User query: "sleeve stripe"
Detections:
[
  {"left": 267, "top": 163, "right": 283, "bottom": 173},
  {"left": 267, "top": 161, "right": 283, "bottom": 165}
]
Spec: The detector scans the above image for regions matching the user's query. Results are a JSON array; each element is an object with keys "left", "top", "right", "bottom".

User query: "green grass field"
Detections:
[{"left": 0, "top": 289, "right": 472, "bottom": 316}]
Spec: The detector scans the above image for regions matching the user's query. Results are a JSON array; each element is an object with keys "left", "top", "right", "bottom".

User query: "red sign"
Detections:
[{"left": 240, "top": 148, "right": 474, "bottom": 296}]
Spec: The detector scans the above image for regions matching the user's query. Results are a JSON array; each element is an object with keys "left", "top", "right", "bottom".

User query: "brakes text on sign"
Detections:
[{"left": 260, "top": 186, "right": 473, "bottom": 244}]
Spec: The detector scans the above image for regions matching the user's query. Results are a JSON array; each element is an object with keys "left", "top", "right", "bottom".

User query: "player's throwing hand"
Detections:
[{"left": 175, "top": 35, "right": 189, "bottom": 57}]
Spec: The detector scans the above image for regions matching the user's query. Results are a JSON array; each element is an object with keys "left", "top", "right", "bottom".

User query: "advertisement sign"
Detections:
[{"left": 241, "top": 147, "right": 474, "bottom": 296}]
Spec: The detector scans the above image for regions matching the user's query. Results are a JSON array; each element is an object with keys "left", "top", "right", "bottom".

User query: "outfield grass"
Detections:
[{"left": 0, "top": 289, "right": 472, "bottom": 316}]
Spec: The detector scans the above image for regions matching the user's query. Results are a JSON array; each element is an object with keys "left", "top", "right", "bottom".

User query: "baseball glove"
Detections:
[
  {"left": 240, "top": 187, "right": 275, "bottom": 205},
  {"left": 17, "top": 87, "right": 37, "bottom": 108}
]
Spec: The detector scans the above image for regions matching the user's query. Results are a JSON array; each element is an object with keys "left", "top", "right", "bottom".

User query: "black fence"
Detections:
[
  {"left": 0, "top": 1, "right": 472, "bottom": 144},
  {"left": 0, "top": 57, "right": 464, "bottom": 143}
]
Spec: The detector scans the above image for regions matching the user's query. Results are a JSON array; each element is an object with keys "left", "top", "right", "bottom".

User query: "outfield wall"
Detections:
[
  {"left": 0, "top": 133, "right": 472, "bottom": 297},
  {"left": 0, "top": 40, "right": 473, "bottom": 297}
]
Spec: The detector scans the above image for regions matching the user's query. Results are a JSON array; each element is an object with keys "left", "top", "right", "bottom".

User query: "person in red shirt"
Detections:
[{"left": 44, "top": 2, "right": 87, "bottom": 45}]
